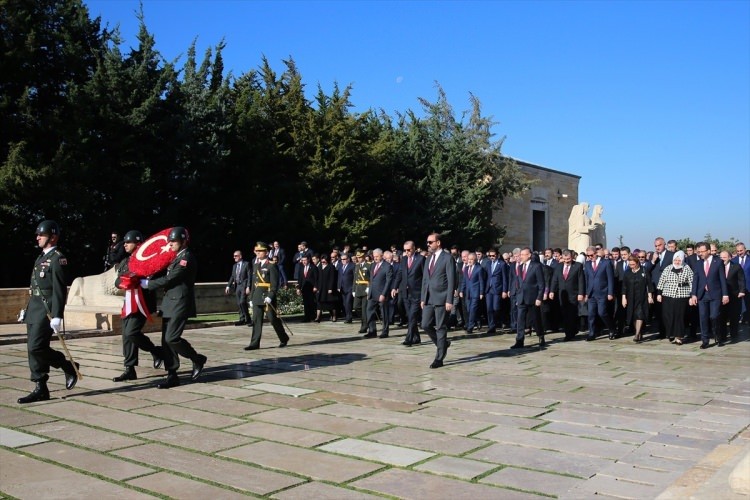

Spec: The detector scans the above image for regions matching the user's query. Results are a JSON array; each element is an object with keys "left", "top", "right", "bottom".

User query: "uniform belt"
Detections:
[
  {"left": 355, "top": 280, "right": 369, "bottom": 284},
  {"left": 255, "top": 283, "right": 271, "bottom": 288},
  {"left": 31, "top": 289, "right": 52, "bottom": 297}
]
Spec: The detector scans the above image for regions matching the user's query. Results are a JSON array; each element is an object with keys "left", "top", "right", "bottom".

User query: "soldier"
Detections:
[
  {"left": 18, "top": 220, "right": 79, "bottom": 404},
  {"left": 140, "top": 227, "right": 207, "bottom": 389},
  {"left": 352, "top": 250, "right": 371, "bottom": 334},
  {"left": 244, "top": 242, "right": 289, "bottom": 350},
  {"left": 112, "top": 230, "right": 164, "bottom": 382}
]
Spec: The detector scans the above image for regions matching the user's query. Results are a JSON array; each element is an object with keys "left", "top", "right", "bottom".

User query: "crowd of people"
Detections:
[
  {"left": 16, "top": 221, "right": 749, "bottom": 406},
  {"left": 226, "top": 235, "right": 748, "bottom": 367}
]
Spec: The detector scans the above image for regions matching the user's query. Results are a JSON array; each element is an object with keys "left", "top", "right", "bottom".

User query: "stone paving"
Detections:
[{"left": 0, "top": 320, "right": 748, "bottom": 499}]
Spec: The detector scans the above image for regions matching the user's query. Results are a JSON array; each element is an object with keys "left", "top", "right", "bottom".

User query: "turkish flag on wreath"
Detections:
[{"left": 117, "top": 228, "right": 179, "bottom": 319}]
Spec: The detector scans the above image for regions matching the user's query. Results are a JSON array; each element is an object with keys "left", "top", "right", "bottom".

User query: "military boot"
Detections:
[
  {"left": 62, "top": 361, "right": 79, "bottom": 390},
  {"left": 18, "top": 381, "right": 50, "bottom": 404},
  {"left": 113, "top": 366, "right": 137, "bottom": 382}
]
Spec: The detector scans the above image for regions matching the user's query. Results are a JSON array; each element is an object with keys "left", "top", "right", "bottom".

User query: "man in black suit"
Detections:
[
  {"left": 690, "top": 242, "right": 729, "bottom": 347},
  {"left": 650, "top": 237, "right": 674, "bottom": 337},
  {"left": 226, "top": 250, "right": 251, "bottom": 326},
  {"left": 550, "top": 250, "right": 585, "bottom": 341},
  {"left": 269, "top": 241, "right": 287, "bottom": 287},
  {"left": 337, "top": 253, "right": 355, "bottom": 323},
  {"left": 612, "top": 246, "right": 632, "bottom": 336},
  {"left": 484, "top": 248, "right": 507, "bottom": 334},
  {"left": 393, "top": 240, "right": 424, "bottom": 346},
  {"left": 142, "top": 227, "right": 207, "bottom": 389},
  {"left": 511, "top": 247, "right": 545, "bottom": 349},
  {"left": 720, "top": 250, "right": 746, "bottom": 340},
  {"left": 365, "top": 249, "right": 393, "bottom": 338},
  {"left": 296, "top": 254, "right": 318, "bottom": 322},
  {"left": 421, "top": 233, "right": 456, "bottom": 368}
]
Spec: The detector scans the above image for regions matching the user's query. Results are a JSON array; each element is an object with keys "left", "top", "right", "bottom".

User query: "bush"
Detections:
[{"left": 276, "top": 286, "right": 303, "bottom": 315}]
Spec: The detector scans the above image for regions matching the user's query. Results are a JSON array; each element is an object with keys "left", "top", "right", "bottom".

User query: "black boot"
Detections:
[
  {"left": 157, "top": 370, "right": 180, "bottom": 389},
  {"left": 62, "top": 361, "right": 79, "bottom": 390},
  {"left": 151, "top": 347, "right": 164, "bottom": 369},
  {"left": 113, "top": 366, "right": 137, "bottom": 382},
  {"left": 18, "top": 381, "right": 50, "bottom": 404}
]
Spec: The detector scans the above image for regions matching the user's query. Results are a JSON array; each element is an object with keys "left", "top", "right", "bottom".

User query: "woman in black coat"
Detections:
[{"left": 621, "top": 255, "right": 654, "bottom": 342}]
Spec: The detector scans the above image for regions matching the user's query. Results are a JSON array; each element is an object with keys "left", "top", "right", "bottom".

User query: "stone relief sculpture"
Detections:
[
  {"left": 568, "top": 202, "right": 606, "bottom": 253},
  {"left": 66, "top": 266, "right": 124, "bottom": 308}
]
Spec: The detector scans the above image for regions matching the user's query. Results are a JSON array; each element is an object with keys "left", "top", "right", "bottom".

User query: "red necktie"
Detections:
[
  {"left": 704, "top": 259, "right": 710, "bottom": 276},
  {"left": 563, "top": 265, "right": 569, "bottom": 280},
  {"left": 725, "top": 264, "right": 729, "bottom": 278},
  {"left": 593, "top": 259, "right": 598, "bottom": 272},
  {"left": 373, "top": 263, "right": 380, "bottom": 276},
  {"left": 522, "top": 264, "right": 527, "bottom": 281},
  {"left": 429, "top": 255, "right": 436, "bottom": 275},
  {"left": 408, "top": 256, "right": 413, "bottom": 269},
  {"left": 468, "top": 265, "right": 473, "bottom": 279}
]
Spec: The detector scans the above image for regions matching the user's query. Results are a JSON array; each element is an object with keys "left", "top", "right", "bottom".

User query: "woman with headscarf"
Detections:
[
  {"left": 621, "top": 255, "right": 654, "bottom": 342},
  {"left": 656, "top": 250, "right": 694, "bottom": 344}
]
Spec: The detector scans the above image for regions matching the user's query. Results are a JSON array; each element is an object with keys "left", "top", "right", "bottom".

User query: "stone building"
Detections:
[{"left": 494, "top": 159, "right": 580, "bottom": 253}]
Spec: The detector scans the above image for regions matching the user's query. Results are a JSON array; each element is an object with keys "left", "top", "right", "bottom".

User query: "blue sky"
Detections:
[{"left": 85, "top": 0, "right": 750, "bottom": 249}]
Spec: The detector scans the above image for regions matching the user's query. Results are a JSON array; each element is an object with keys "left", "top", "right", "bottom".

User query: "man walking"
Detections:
[
  {"left": 421, "top": 233, "right": 456, "bottom": 368},
  {"left": 225, "top": 250, "right": 251, "bottom": 326}
]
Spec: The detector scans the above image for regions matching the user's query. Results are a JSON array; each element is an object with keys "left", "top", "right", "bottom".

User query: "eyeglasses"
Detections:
[
  {"left": 586, "top": 253, "right": 594, "bottom": 257},
  {"left": 638, "top": 256, "right": 647, "bottom": 259},
  {"left": 233, "top": 254, "right": 241, "bottom": 258},
  {"left": 488, "top": 255, "right": 497, "bottom": 258},
  {"left": 426, "top": 240, "right": 435, "bottom": 244},
  {"left": 404, "top": 248, "right": 413, "bottom": 252}
]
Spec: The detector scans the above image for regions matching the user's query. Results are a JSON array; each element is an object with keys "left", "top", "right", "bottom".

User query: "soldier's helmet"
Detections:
[
  {"left": 35, "top": 220, "right": 60, "bottom": 237},
  {"left": 168, "top": 226, "right": 189, "bottom": 243},
  {"left": 123, "top": 230, "right": 143, "bottom": 243}
]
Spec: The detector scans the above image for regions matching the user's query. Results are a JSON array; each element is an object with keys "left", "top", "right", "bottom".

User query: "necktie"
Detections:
[
  {"left": 593, "top": 259, "right": 598, "bottom": 272},
  {"left": 725, "top": 264, "right": 729, "bottom": 278},
  {"left": 373, "top": 263, "right": 380, "bottom": 276},
  {"left": 236, "top": 262, "right": 241, "bottom": 281},
  {"left": 429, "top": 255, "right": 436, "bottom": 275},
  {"left": 468, "top": 265, "right": 473, "bottom": 279},
  {"left": 741, "top": 257, "right": 745, "bottom": 267},
  {"left": 704, "top": 259, "right": 710, "bottom": 276},
  {"left": 408, "top": 256, "right": 413, "bottom": 269},
  {"left": 492, "top": 262, "right": 497, "bottom": 273},
  {"left": 304, "top": 265, "right": 309, "bottom": 278},
  {"left": 563, "top": 265, "right": 569, "bottom": 280},
  {"left": 522, "top": 264, "right": 527, "bottom": 280}
]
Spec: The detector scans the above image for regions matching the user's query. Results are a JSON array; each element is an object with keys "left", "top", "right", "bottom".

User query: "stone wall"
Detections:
[{"left": 494, "top": 160, "right": 580, "bottom": 253}]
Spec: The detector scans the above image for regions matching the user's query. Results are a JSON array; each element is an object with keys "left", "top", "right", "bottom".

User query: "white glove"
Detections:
[
  {"left": 249, "top": 301, "right": 253, "bottom": 307},
  {"left": 352, "top": 292, "right": 356, "bottom": 297},
  {"left": 140, "top": 279, "right": 149, "bottom": 288},
  {"left": 264, "top": 296, "right": 272, "bottom": 304},
  {"left": 50, "top": 317, "right": 62, "bottom": 333},
  {"left": 225, "top": 286, "right": 230, "bottom": 294},
  {"left": 365, "top": 287, "right": 369, "bottom": 294}
]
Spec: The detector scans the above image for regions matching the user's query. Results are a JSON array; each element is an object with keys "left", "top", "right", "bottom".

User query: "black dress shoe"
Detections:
[
  {"left": 586, "top": 335, "right": 595, "bottom": 341},
  {"left": 244, "top": 344, "right": 259, "bottom": 351},
  {"left": 401, "top": 341, "right": 412, "bottom": 346},
  {"left": 344, "top": 320, "right": 353, "bottom": 324},
  {"left": 191, "top": 354, "right": 207, "bottom": 381},
  {"left": 378, "top": 333, "right": 389, "bottom": 338},
  {"left": 234, "top": 321, "right": 247, "bottom": 326},
  {"left": 700, "top": 343, "right": 710, "bottom": 349},
  {"left": 430, "top": 360, "right": 443, "bottom": 369},
  {"left": 510, "top": 342, "right": 524, "bottom": 349},
  {"left": 539, "top": 339, "right": 547, "bottom": 348},
  {"left": 63, "top": 362, "right": 79, "bottom": 390},
  {"left": 278, "top": 341, "right": 288, "bottom": 348},
  {"left": 486, "top": 329, "right": 496, "bottom": 335},
  {"left": 18, "top": 382, "right": 50, "bottom": 404},
  {"left": 466, "top": 329, "right": 473, "bottom": 334},
  {"left": 151, "top": 347, "right": 164, "bottom": 369},
  {"left": 157, "top": 372, "right": 180, "bottom": 389},
  {"left": 113, "top": 367, "right": 137, "bottom": 382},
  {"left": 363, "top": 332, "right": 377, "bottom": 338},
  {"left": 412, "top": 340, "right": 421, "bottom": 345},
  {"left": 358, "top": 329, "right": 368, "bottom": 334}
]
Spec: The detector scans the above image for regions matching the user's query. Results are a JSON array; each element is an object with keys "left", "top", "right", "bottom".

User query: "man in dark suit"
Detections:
[
  {"left": 459, "top": 252, "right": 486, "bottom": 334},
  {"left": 508, "top": 248, "right": 522, "bottom": 332},
  {"left": 720, "top": 250, "right": 746, "bottom": 340},
  {"left": 296, "top": 254, "right": 318, "bottom": 322},
  {"left": 550, "top": 249, "right": 585, "bottom": 341},
  {"left": 732, "top": 242, "right": 750, "bottom": 324},
  {"left": 393, "top": 240, "right": 424, "bottom": 346},
  {"left": 142, "top": 227, "right": 207, "bottom": 389},
  {"left": 245, "top": 242, "right": 289, "bottom": 350},
  {"left": 337, "top": 253, "right": 355, "bottom": 323},
  {"left": 511, "top": 247, "right": 545, "bottom": 349},
  {"left": 484, "top": 248, "right": 507, "bottom": 334},
  {"left": 365, "top": 249, "right": 393, "bottom": 338},
  {"left": 612, "top": 246, "right": 632, "bottom": 336},
  {"left": 690, "top": 242, "right": 729, "bottom": 348},
  {"left": 584, "top": 245, "right": 616, "bottom": 341},
  {"left": 269, "top": 241, "right": 287, "bottom": 287},
  {"left": 650, "top": 237, "right": 674, "bottom": 336},
  {"left": 225, "top": 250, "right": 251, "bottom": 326},
  {"left": 421, "top": 233, "right": 456, "bottom": 368}
]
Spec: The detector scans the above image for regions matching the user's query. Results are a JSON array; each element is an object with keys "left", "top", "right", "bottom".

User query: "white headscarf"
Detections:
[{"left": 672, "top": 250, "right": 685, "bottom": 269}]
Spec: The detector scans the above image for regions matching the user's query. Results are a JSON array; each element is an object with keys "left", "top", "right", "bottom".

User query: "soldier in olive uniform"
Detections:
[
  {"left": 243, "top": 242, "right": 290, "bottom": 350},
  {"left": 18, "top": 220, "right": 79, "bottom": 404},
  {"left": 353, "top": 250, "right": 371, "bottom": 334},
  {"left": 112, "top": 230, "right": 164, "bottom": 382},
  {"left": 141, "top": 227, "right": 207, "bottom": 389}
]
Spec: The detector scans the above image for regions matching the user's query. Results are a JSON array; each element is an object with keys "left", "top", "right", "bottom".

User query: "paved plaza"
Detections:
[{"left": 1, "top": 320, "right": 748, "bottom": 499}]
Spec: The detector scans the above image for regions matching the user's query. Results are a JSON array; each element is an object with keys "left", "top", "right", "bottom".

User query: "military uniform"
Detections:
[
  {"left": 19, "top": 220, "right": 78, "bottom": 404},
  {"left": 353, "top": 254, "right": 371, "bottom": 333},
  {"left": 143, "top": 227, "right": 206, "bottom": 388},
  {"left": 246, "top": 244, "right": 289, "bottom": 349},
  {"left": 113, "top": 242, "right": 163, "bottom": 381}
]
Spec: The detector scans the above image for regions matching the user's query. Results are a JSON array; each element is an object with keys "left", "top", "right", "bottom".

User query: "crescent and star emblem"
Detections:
[{"left": 135, "top": 235, "right": 171, "bottom": 261}]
